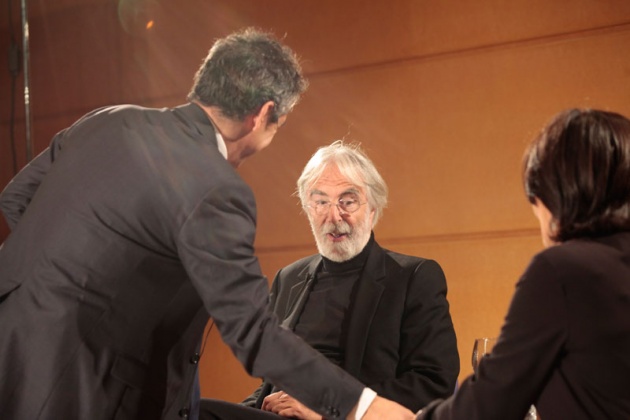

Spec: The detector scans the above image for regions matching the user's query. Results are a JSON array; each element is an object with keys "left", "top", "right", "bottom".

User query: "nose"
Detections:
[{"left": 326, "top": 202, "right": 344, "bottom": 221}]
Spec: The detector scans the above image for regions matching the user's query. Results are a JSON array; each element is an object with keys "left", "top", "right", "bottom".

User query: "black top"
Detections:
[
  {"left": 418, "top": 232, "right": 630, "bottom": 420},
  {"left": 243, "top": 234, "right": 459, "bottom": 412},
  {"left": 294, "top": 235, "right": 374, "bottom": 366}
]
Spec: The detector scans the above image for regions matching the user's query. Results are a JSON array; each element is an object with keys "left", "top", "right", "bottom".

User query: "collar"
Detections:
[
  {"left": 214, "top": 131, "right": 228, "bottom": 160},
  {"left": 205, "top": 114, "right": 228, "bottom": 159},
  {"left": 181, "top": 102, "right": 228, "bottom": 160}
]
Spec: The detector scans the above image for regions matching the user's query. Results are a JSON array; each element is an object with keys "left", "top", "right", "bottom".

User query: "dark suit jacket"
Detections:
[
  {"left": 418, "top": 232, "right": 630, "bottom": 419},
  {"left": 244, "top": 240, "right": 460, "bottom": 413},
  {"left": 0, "top": 103, "right": 363, "bottom": 420}
]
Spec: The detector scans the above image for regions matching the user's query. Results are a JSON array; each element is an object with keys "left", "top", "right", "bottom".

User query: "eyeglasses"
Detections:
[{"left": 305, "top": 196, "right": 366, "bottom": 216}]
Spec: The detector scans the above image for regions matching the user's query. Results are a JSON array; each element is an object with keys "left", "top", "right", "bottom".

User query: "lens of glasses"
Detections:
[
  {"left": 308, "top": 194, "right": 363, "bottom": 215},
  {"left": 339, "top": 199, "right": 359, "bottom": 213}
]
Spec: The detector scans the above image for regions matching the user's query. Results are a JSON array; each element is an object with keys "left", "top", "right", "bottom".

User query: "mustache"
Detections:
[{"left": 321, "top": 221, "right": 352, "bottom": 235}]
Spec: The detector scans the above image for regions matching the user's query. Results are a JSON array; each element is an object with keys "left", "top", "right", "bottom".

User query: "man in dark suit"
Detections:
[
  {"left": 200, "top": 141, "right": 459, "bottom": 419},
  {"left": 0, "top": 29, "right": 413, "bottom": 420}
]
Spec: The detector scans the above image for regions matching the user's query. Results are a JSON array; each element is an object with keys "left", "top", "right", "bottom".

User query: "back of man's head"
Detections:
[{"left": 188, "top": 28, "right": 308, "bottom": 123}]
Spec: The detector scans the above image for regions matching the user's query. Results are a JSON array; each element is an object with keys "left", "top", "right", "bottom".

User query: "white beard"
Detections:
[{"left": 310, "top": 211, "right": 372, "bottom": 262}]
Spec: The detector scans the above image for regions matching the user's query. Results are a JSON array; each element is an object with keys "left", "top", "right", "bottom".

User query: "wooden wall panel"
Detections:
[
  {"left": 0, "top": 19, "right": 22, "bottom": 187},
  {"left": 239, "top": 0, "right": 630, "bottom": 73},
  {"left": 27, "top": 5, "right": 123, "bottom": 117},
  {"left": 243, "top": 28, "right": 630, "bottom": 248}
]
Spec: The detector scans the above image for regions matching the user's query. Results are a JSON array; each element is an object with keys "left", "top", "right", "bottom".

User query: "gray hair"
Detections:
[
  {"left": 297, "top": 140, "right": 388, "bottom": 226},
  {"left": 188, "top": 28, "right": 308, "bottom": 122}
]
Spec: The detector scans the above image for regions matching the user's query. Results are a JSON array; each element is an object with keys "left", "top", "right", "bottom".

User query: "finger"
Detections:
[
  {"left": 262, "top": 392, "right": 282, "bottom": 410},
  {"left": 267, "top": 391, "right": 283, "bottom": 401},
  {"left": 271, "top": 401, "right": 295, "bottom": 414},
  {"left": 268, "top": 398, "right": 290, "bottom": 413},
  {"left": 278, "top": 407, "right": 299, "bottom": 418}
]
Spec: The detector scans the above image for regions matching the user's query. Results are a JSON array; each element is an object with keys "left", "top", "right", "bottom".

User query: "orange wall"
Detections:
[{"left": 1, "top": 0, "right": 630, "bottom": 403}]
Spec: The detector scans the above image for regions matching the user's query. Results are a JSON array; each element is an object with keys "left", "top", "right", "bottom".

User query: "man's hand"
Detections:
[
  {"left": 261, "top": 391, "right": 322, "bottom": 420},
  {"left": 349, "top": 395, "right": 415, "bottom": 420}
]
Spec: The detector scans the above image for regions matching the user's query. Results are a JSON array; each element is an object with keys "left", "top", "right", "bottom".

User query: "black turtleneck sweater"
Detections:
[{"left": 293, "top": 234, "right": 374, "bottom": 366}]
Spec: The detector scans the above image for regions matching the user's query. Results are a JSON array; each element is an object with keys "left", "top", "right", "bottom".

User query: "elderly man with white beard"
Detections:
[{"left": 200, "top": 141, "right": 460, "bottom": 420}]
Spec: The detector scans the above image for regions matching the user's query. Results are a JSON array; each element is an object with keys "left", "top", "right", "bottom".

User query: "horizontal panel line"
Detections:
[
  {"left": 308, "top": 21, "right": 630, "bottom": 78},
  {"left": 4, "top": 22, "right": 629, "bottom": 126},
  {"left": 256, "top": 227, "right": 540, "bottom": 254}
]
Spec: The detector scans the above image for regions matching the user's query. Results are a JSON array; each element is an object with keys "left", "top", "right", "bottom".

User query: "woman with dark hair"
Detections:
[{"left": 417, "top": 109, "right": 630, "bottom": 419}]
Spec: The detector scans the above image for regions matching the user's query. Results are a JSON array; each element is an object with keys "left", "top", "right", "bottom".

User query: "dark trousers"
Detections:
[{"left": 199, "top": 398, "right": 285, "bottom": 420}]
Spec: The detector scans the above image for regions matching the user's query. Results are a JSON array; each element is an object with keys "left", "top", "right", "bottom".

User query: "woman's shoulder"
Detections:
[
  {"left": 529, "top": 231, "right": 630, "bottom": 280},
  {"left": 542, "top": 231, "right": 630, "bottom": 257}
]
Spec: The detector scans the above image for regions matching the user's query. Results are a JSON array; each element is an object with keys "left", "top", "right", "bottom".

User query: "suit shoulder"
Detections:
[
  {"left": 528, "top": 233, "right": 630, "bottom": 284},
  {"left": 381, "top": 248, "right": 447, "bottom": 288},
  {"left": 383, "top": 248, "right": 441, "bottom": 269},
  {"left": 81, "top": 104, "right": 158, "bottom": 121},
  {"left": 277, "top": 253, "right": 320, "bottom": 277}
]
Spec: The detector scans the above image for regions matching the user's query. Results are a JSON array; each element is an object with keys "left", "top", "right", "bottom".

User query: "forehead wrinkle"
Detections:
[
  {"left": 307, "top": 164, "right": 367, "bottom": 200},
  {"left": 309, "top": 186, "right": 362, "bottom": 199},
  {"left": 309, "top": 188, "right": 329, "bottom": 197}
]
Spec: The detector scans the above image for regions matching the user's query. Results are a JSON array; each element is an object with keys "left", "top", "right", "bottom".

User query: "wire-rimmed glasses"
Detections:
[{"left": 305, "top": 196, "right": 366, "bottom": 216}]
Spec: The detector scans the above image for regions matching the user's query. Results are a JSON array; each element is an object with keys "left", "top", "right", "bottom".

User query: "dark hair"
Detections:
[
  {"left": 187, "top": 28, "right": 308, "bottom": 122},
  {"left": 524, "top": 109, "right": 630, "bottom": 242}
]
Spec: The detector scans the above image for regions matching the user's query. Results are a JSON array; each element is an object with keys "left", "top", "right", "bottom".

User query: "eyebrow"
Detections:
[{"left": 309, "top": 188, "right": 361, "bottom": 198}]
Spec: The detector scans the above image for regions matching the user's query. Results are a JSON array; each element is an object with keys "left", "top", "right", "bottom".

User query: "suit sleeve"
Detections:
[
  {"left": 369, "top": 259, "right": 460, "bottom": 412},
  {"left": 176, "top": 180, "right": 363, "bottom": 419},
  {"left": 417, "top": 254, "right": 567, "bottom": 419},
  {"left": 0, "top": 130, "right": 65, "bottom": 230},
  {"left": 241, "top": 270, "right": 283, "bottom": 408}
]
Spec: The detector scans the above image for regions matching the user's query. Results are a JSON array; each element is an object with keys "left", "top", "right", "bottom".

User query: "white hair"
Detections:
[{"left": 297, "top": 140, "right": 388, "bottom": 227}]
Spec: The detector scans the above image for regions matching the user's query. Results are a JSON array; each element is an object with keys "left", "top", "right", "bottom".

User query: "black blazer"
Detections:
[
  {"left": 418, "top": 232, "right": 630, "bottom": 419},
  {"left": 245, "top": 239, "right": 460, "bottom": 412},
  {"left": 0, "top": 103, "right": 363, "bottom": 420}
]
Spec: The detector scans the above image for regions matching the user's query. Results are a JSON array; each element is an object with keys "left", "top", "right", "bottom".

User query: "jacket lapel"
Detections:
[
  {"left": 281, "top": 257, "right": 321, "bottom": 330},
  {"left": 343, "top": 242, "right": 387, "bottom": 377}
]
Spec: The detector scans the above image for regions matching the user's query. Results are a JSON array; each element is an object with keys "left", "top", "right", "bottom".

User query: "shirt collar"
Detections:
[
  {"left": 214, "top": 131, "right": 228, "bottom": 160},
  {"left": 187, "top": 102, "right": 228, "bottom": 160}
]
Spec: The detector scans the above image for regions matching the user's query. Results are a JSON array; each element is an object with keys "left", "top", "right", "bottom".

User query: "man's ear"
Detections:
[{"left": 252, "top": 101, "right": 276, "bottom": 130}]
